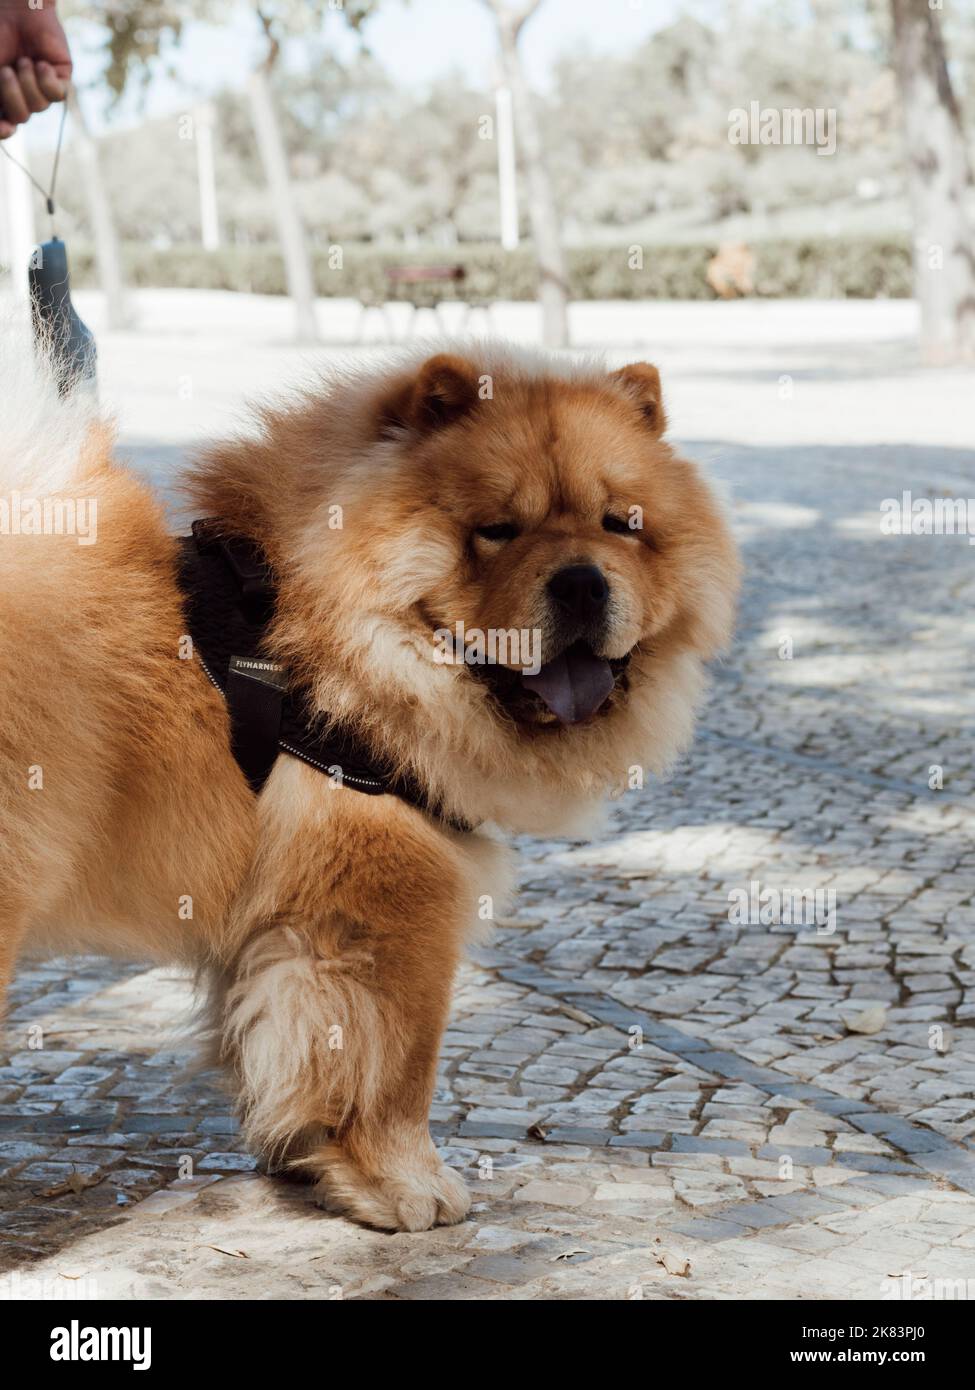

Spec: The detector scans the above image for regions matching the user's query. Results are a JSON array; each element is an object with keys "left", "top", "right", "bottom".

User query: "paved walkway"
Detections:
[{"left": 1, "top": 295, "right": 973, "bottom": 1299}]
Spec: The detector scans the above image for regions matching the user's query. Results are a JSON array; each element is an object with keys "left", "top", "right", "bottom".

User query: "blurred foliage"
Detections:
[
  {"left": 67, "top": 235, "right": 914, "bottom": 300},
  {"left": 65, "top": 1, "right": 202, "bottom": 98},
  {"left": 62, "top": 0, "right": 384, "bottom": 95},
  {"left": 51, "top": 2, "right": 972, "bottom": 258}
]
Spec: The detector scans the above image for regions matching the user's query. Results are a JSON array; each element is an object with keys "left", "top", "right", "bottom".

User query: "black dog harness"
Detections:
[{"left": 176, "top": 519, "right": 469, "bottom": 830}]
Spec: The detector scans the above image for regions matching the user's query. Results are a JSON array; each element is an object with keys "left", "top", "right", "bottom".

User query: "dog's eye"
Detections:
[
  {"left": 602, "top": 514, "right": 633, "bottom": 535},
  {"left": 474, "top": 523, "right": 519, "bottom": 542}
]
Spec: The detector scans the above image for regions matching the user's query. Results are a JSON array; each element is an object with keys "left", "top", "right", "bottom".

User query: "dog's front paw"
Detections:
[{"left": 314, "top": 1141, "right": 471, "bottom": 1232}]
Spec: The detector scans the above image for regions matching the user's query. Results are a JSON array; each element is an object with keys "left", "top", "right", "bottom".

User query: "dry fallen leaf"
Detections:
[
  {"left": 41, "top": 1172, "right": 100, "bottom": 1199},
  {"left": 556, "top": 1002, "right": 599, "bottom": 1026},
  {"left": 656, "top": 1249, "right": 691, "bottom": 1277},
  {"left": 551, "top": 1249, "right": 590, "bottom": 1262}
]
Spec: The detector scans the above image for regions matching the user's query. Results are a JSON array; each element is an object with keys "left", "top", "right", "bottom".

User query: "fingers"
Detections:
[
  {"left": 15, "top": 58, "right": 52, "bottom": 113},
  {"left": 35, "top": 60, "right": 67, "bottom": 104},
  {"left": 0, "top": 65, "right": 30, "bottom": 125},
  {"left": 38, "top": 14, "right": 73, "bottom": 80},
  {"left": 0, "top": 59, "right": 66, "bottom": 136}
]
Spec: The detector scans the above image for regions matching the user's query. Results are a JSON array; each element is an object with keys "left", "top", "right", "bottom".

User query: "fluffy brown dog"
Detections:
[{"left": 0, "top": 341, "right": 739, "bottom": 1230}]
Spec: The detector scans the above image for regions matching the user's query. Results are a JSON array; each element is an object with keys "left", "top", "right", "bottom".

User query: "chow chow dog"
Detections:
[{"left": 0, "top": 339, "right": 739, "bottom": 1230}]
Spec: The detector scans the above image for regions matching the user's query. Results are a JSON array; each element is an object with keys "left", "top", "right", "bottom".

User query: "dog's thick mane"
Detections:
[
  {"left": 0, "top": 314, "right": 105, "bottom": 497},
  {"left": 182, "top": 344, "right": 621, "bottom": 545},
  {"left": 186, "top": 344, "right": 723, "bottom": 836}
]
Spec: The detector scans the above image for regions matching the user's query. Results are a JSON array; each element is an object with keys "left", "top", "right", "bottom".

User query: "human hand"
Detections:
[{"left": 0, "top": 2, "right": 72, "bottom": 138}]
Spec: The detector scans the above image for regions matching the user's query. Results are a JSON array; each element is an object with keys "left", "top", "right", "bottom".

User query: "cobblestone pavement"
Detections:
[{"left": 1, "top": 297, "right": 974, "bottom": 1299}]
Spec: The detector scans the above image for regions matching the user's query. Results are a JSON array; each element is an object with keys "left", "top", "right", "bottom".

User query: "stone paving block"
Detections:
[
  {"left": 872, "top": 1121, "right": 951, "bottom": 1154},
  {"left": 766, "top": 1083, "right": 836, "bottom": 1103},
  {"left": 0, "top": 1140, "right": 48, "bottom": 1170},
  {"left": 832, "top": 1152, "right": 918, "bottom": 1175},
  {"left": 0, "top": 1116, "right": 38, "bottom": 1135},
  {"left": 194, "top": 1115, "right": 241, "bottom": 1137},
  {"left": 388, "top": 1274, "right": 505, "bottom": 1300},
  {"left": 513, "top": 1180, "right": 592, "bottom": 1207},
  {"left": 710, "top": 1202, "right": 795, "bottom": 1230},
  {"left": 657, "top": 1216, "right": 752, "bottom": 1242},
  {"left": 593, "top": 1182, "right": 674, "bottom": 1204},
  {"left": 607, "top": 1133, "right": 665, "bottom": 1150},
  {"left": 458, "top": 1121, "right": 533, "bottom": 1141},
  {"left": 468, "top": 1224, "right": 531, "bottom": 1252},
  {"left": 14, "top": 1159, "right": 106, "bottom": 1184},
  {"left": 463, "top": 1253, "right": 571, "bottom": 1284},
  {"left": 758, "top": 1144, "right": 832, "bottom": 1166},
  {"left": 55, "top": 1066, "right": 117, "bottom": 1087},
  {"left": 542, "top": 1128, "right": 613, "bottom": 1147},
  {"left": 197, "top": 1152, "right": 258, "bottom": 1172},
  {"left": 28, "top": 1114, "right": 116, "bottom": 1135},
  {"left": 119, "top": 1115, "right": 200, "bottom": 1135},
  {"left": 672, "top": 1135, "right": 752, "bottom": 1157},
  {"left": 760, "top": 1192, "right": 847, "bottom": 1221}
]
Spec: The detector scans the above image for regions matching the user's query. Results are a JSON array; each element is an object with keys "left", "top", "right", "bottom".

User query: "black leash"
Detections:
[
  {"left": 0, "top": 98, "right": 67, "bottom": 222},
  {"left": 1, "top": 98, "right": 97, "bottom": 392}
]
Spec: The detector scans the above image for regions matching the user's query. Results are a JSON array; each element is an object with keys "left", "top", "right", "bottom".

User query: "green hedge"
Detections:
[{"left": 67, "top": 237, "right": 913, "bottom": 301}]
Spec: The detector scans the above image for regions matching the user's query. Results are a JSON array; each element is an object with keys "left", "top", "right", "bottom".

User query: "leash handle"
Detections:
[
  {"left": 1, "top": 99, "right": 97, "bottom": 395},
  {"left": 28, "top": 234, "right": 97, "bottom": 394}
]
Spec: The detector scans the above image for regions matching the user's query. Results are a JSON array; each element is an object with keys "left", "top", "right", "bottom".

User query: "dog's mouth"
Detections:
[{"left": 473, "top": 641, "right": 632, "bottom": 728}]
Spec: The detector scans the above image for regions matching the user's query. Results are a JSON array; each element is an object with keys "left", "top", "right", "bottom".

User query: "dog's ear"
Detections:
[
  {"left": 610, "top": 362, "right": 667, "bottom": 439},
  {"left": 379, "top": 354, "right": 481, "bottom": 437}
]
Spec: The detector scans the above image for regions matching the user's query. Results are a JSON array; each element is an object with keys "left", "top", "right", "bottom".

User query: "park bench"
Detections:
[{"left": 358, "top": 263, "right": 492, "bottom": 340}]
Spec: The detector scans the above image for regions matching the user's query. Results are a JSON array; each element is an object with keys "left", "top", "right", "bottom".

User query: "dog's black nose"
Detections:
[{"left": 548, "top": 564, "right": 610, "bottom": 622}]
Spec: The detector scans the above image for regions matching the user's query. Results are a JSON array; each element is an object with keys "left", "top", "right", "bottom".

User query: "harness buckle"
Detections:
[{"left": 216, "top": 535, "right": 274, "bottom": 602}]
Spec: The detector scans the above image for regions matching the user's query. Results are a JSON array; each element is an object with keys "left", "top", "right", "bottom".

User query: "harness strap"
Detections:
[
  {"left": 226, "top": 655, "right": 287, "bottom": 794},
  {"left": 177, "top": 520, "right": 473, "bottom": 832}
]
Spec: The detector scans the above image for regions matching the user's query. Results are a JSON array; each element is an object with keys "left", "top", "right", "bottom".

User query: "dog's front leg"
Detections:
[{"left": 221, "top": 789, "right": 472, "bottom": 1232}]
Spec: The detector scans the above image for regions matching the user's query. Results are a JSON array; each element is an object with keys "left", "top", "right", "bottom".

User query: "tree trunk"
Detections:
[
  {"left": 492, "top": 8, "right": 568, "bottom": 348},
  {"left": 247, "top": 65, "right": 319, "bottom": 343},
  {"left": 66, "top": 87, "right": 129, "bottom": 330},
  {"left": 890, "top": 0, "right": 975, "bottom": 364}
]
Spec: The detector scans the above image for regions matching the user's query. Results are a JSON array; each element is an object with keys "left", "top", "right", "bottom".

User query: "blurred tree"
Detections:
[
  {"left": 890, "top": 0, "right": 974, "bottom": 363},
  {"left": 232, "top": 0, "right": 385, "bottom": 341},
  {"left": 65, "top": 85, "right": 130, "bottom": 327},
  {"left": 65, "top": 0, "right": 384, "bottom": 340},
  {"left": 56, "top": 0, "right": 974, "bottom": 297},
  {"left": 248, "top": 2, "right": 318, "bottom": 340},
  {"left": 481, "top": 0, "right": 568, "bottom": 347}
]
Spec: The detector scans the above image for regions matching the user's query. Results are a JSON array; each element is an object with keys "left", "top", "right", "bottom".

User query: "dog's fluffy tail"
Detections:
[{"left": 0, "top": 314, "right": 105, "bottom": 495}]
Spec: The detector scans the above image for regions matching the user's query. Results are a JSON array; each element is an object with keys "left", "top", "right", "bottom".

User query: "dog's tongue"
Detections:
[{"left": 522, "top": 643, "right": 615, "bottom": 725}]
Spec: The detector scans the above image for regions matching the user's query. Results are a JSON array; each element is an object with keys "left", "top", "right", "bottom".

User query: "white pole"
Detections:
[
  {"left": 495, "top": 85, "right": 519, "bottom": 251},
  {"left": 196, "top": 103, "right": 220, "bottom": 251},
  {"left": 1, "top": 129, "right": 38, "bottom": 301}
]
